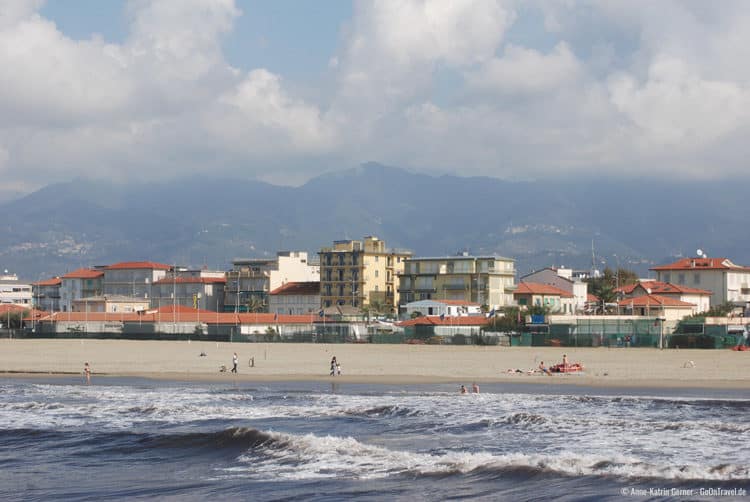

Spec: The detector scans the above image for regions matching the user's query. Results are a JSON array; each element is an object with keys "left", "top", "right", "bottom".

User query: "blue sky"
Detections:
[
  {"left": 2, "top": 1, "right": 749, "bottom": 190},
  {"left": 42, "top": 1, "right": 351, "bottom": 83}
]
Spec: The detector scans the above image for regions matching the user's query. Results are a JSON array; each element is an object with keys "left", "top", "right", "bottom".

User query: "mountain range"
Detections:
[{"left": 2, "top": 162, "right": 747, "bottom": 281}]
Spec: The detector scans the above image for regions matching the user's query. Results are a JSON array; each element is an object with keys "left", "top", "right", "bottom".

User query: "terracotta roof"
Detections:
[
  {"left": 269, "top": 281, "right": 320, "bottom": 296},
  {"left": 515, "top": 282, "right": 574, "bottom": 298},
  {"left": 105, "top": 261, "right": 172, "bottom": 271},
  {"left": 651, "top": 257, "right": 750, "bottom": 272},
  {"left": 38, "top": 310, "right": 324, "bottom": 325},
  {"left": 152, "top": 277, "right": 226, "bottom": 285},
  {"left": 21, "top": 308, "right": 49, "bottom": 320},
  {"left": 587, "top": 294, "right": 600, "bottom": 303},
  {"left": 33, "top": 277, "right": 62, "bottom": 286},
  {"left": 396, "top": 315, "right": 489, "bottom": 327},
  {"left": 62, "top": 268, "right": 104, "bottom": 279},
  {"left": 616, "top": 281, "right": 712, "bottom": 296},
  {"left": 0, "top": 304, "right": 33, "bottom": 315},
  {"left": 617, "top": 294, "right": 696, "bottom": 308}
]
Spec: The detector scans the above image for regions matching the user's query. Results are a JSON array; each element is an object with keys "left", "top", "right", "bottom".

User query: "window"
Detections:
[
  {"left": 677, "top": 273, "right": 685, "bottom": 285},
  {"left": 663, "top": 273, "right": 671, "bottom": 283},
  {"left": 375, "top": 270, "right": 379, "bottom": 278},
  {"left": 693, "top": 274, "right": 700, "bottom": 285}
]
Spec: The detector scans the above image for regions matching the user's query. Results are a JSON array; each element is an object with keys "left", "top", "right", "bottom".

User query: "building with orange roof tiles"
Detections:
[{"left": 650, "top": 256, "right": 750, "bottom": 307}]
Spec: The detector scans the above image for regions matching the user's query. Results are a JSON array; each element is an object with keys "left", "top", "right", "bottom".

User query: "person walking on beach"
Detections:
[
  {"left": 83, "top": 362, "right": 91, "bottom": 384},
  {"left": 336, "top": 360, "right": 342, "bottom": 376},
  {"left": 231, "top": 353, "right": 238, "bottom": 373},
  {"left": 330, "top": 356, "right": 337, "bottom": 376}
]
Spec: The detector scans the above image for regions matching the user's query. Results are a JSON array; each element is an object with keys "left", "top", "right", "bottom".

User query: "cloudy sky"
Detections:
[{"left": 2, "top": 0, "right": 749, "bottom": 191}]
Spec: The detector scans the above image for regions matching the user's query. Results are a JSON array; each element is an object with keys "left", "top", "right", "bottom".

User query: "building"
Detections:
[
  {"left": 225, "top": 251, "right": 319, "bottom": 312},
  {"left": 102, "top": 261, "right": 172, "bottom": 299},
  {"left": 651, "top": 256, "right": 750, "bottom": 307},
  {"left": 0, "top": 273, "right": 32, "bottom": 306},
  {"left": 616, "top": 281, "right": 712, "bottom": 313},
  {"left": 319, "top": 236, "right": 411, "bottom": 312},
  {"left": 403, "top": 300, "right": 481, "bottom": 318},
  {"left": 398, "top": 253, "right": 516, "bottom": 310},
  {"left": 514, "top": 282, "right": 576, "bottom": 314},
  {"left": 268, "top": 281, "right": 320, "bottom": 316},
  {"left": 60, "top": 268, "right": 104, "bottom": 312},
  {"left": 151, "top": 273, "right": 227, "bottom": 312},
  {"left": 521, "top": 267, "right": 588, "bottom": 313},
  {"left": 32, "top": 277, "right": 62, "bottom": 312},
  {"left": 72, "top": 295, "right": 150, "bottom": 313},
  {"left": 616, "top": 294, "right": 697, "bottom": 320}
]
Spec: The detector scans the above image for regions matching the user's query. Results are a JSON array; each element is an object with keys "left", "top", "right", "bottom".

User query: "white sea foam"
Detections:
[{"left": 228, "top": 429, "right": 750, "bottom": 482}]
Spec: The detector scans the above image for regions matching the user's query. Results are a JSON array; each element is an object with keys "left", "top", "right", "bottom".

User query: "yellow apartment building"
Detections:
[
  {"left": 398, "top": 253, "right": 516, "bottom": 310},
  {"left": 319, "top": 236, "right": 411, "bottom": 313}
]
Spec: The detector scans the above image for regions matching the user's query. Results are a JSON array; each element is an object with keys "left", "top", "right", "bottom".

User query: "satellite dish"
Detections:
[{"left": 696, "top": 249, "right": 703, "bottom": 257}]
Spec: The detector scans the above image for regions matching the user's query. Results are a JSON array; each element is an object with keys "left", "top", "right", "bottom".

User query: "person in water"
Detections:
[
  {"left": 472, "top": 382, "right": 480, "bottom": 393},
  {"left": 460, "top": 385, "right": 467, "bottom": 394},
  {"left": 83, "top": 362, "right": 91, "bottom": 384}
]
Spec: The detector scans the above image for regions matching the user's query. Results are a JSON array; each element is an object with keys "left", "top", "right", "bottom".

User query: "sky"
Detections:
[{"left": 2, "top": 0, "right": 750, "bottom": 191}]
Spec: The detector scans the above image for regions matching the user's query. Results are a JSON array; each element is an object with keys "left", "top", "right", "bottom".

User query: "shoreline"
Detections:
[
  {"left": 2, "top": 339, "right": 749, "bottom": 390},
  {"left": 3, "top": 371, "right": 750, "bottom": 390}
]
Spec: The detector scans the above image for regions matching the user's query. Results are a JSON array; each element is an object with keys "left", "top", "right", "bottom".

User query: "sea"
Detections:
[{"left": 0, "top": 378, "right": 748, "bottom": 501}]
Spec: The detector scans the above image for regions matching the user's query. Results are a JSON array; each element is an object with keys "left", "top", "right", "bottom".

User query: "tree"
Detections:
[
  {"left": 2, "top": 310, "right": 27, "bottom": 329},
  {"left": 683, "top": 302, "right": 736, "bottom": 320},
  {"left": 485, "top": 306, "right": 522, "bottom": 333},
  {"left": 584, "top": 266, "right": 637, "bottom": 313},
  {"left": 245, "top": 296, "right": 266, "bottom": 313}
]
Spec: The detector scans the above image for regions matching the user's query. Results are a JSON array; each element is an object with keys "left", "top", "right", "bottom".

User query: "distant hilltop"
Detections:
[{"left": 0, "top": 162, "right": 747, "bottom": 278}]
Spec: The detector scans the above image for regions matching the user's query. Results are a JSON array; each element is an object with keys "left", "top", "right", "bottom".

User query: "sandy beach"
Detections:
[{"left": 2, "top": 339, "right": 749, "bottom": 389}]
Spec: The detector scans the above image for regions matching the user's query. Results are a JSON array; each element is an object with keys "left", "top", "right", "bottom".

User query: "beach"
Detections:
[{"left": 1, "top": 339, "right": 748, "bottom": 388}]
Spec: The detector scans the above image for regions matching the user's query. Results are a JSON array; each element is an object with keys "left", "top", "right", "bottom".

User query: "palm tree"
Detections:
[{"left": 245, "top": 296, "right": 266, "bottom": 313}]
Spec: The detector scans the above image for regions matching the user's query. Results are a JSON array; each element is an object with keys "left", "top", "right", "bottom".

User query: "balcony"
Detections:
[{"left": 442, "top": 284, "right": 467, "bottom": 290}]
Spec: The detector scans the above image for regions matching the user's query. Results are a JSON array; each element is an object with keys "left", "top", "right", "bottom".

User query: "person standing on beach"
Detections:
[
  {"left": 330, "top": 356, "right": 337, "bottom": 376},
  {"left": 231, "top": 353, "right": 238, "bottom": 373},
  {"left": 83, "top": 362, "right": 91, "bottom": 384}
]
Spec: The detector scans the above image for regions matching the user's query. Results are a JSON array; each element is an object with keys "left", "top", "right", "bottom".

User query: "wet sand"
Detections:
[{"left": 1, "top": 339, "right": 749, "bottom": 389}]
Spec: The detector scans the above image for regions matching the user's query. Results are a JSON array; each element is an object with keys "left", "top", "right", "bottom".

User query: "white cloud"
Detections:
[
  {"left": 467, "top": 42, "right": 581, "bottom": 94},
  {"left": 609, "top": 57, "right": 750, "bottom": 147},
  {"left": 3, "top": 0, "right": 750, "bottom": 189}
]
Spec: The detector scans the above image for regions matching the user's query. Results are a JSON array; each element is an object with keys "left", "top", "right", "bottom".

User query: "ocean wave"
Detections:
[
  {"left": 571, "top": 395, "right": 750, "bottom": 410},
  {"left": 345, "top": 405, "right": 422, "bottom": 418},
  {"left": 230, "top": 429, "right": 750, "bottom": 482}
]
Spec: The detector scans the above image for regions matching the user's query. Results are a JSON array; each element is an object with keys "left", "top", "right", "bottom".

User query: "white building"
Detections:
[
  {"left": 0, "top": 273, "right": 32, "bottom": 306},
  {"left": 404, "top": 299, "right": 482, "bottom": 318},
  {"left": 521, "top": 267, "right": 588, "bottom": 313},
  {"left": 651, "top": 256, "right": 750, "bottom": 307},
  {"left": 268, "top": 281, "right": 320, "bottom": 315},
  {"left": 225, "top": 251, "right": 320, "bottom": 311},
  {"left": 616, "top": 281, "right": 712, "bottom": 313}
]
